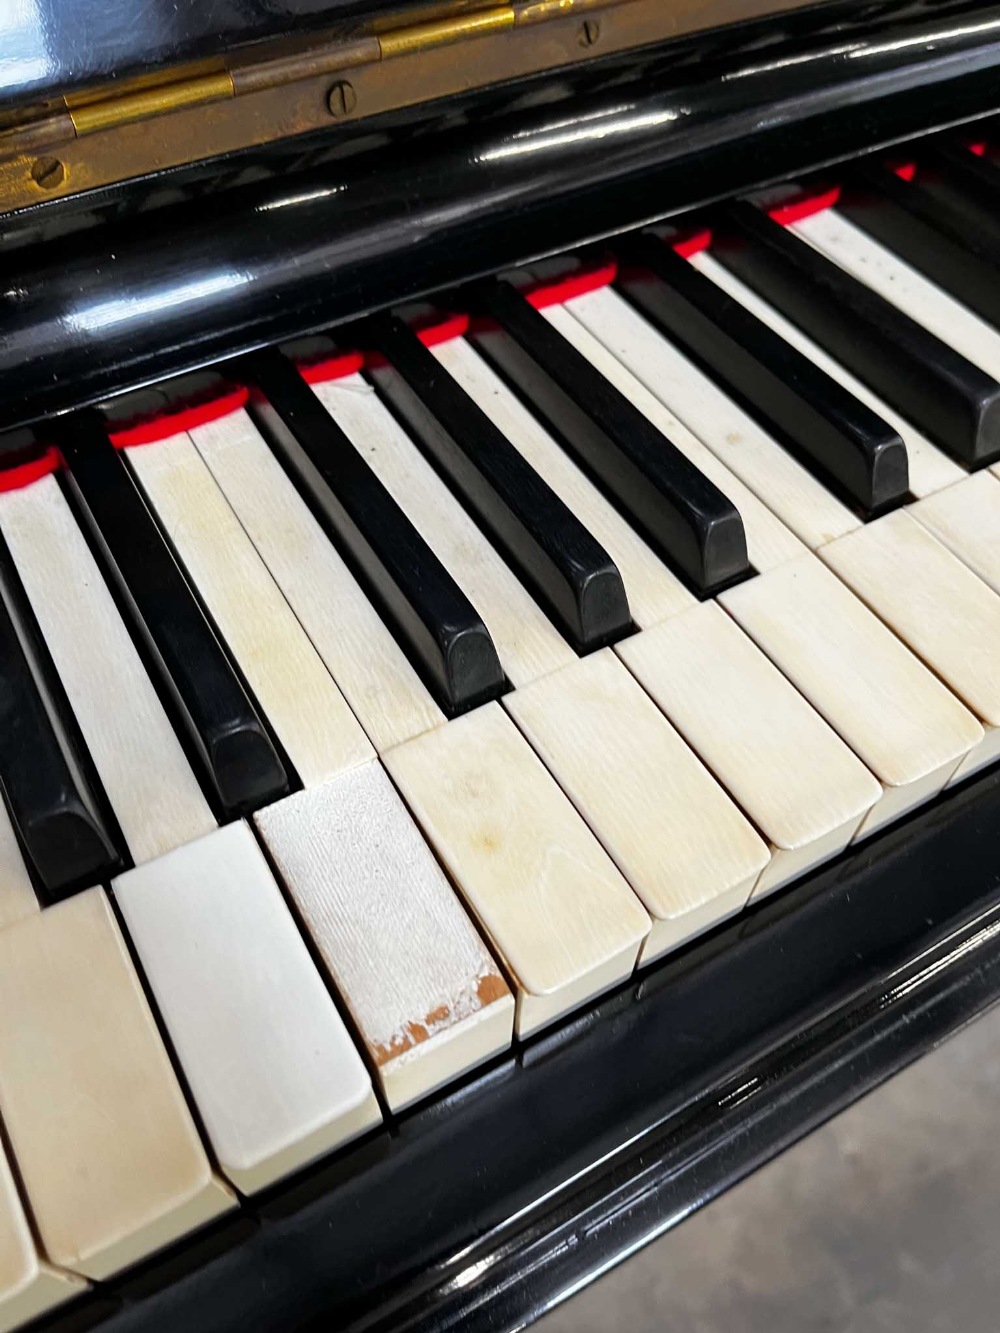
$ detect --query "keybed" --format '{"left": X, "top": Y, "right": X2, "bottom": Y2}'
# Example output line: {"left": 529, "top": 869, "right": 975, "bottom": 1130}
{"left": 3, "top": 133, "right": 1000, "bottom": 1326}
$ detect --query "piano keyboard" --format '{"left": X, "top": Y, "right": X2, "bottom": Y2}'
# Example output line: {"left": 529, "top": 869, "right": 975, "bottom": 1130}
{"left": 4, "top": 130, "right": 1000, "bottom": 1331}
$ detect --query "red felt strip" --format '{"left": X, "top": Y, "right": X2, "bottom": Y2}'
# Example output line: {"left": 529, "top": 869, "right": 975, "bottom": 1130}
{"left": 768, "top": 185, "right": 841, "bottom": 225}
{"left": 298, "top": 350, "right": 366, "bottom": 384}
{"left": 415, "top": 313, "right": 471, "bottom": 346}
{"left": 969, "top": 141, "right": 987, "bottom": 156}
{"left": 672, "top": 229, "right": 713, "bottom": 259}
{"left": 525, "top": 261, "right": 618, "bottom": 309}
{"left": 111, "top": 386, "right": 250, "bottom": 448}
{"left": 0, "top": 447, "right": 61, "bottom": 493}
{"left": 892, "top": 162, "right": 917, "bottom": 181}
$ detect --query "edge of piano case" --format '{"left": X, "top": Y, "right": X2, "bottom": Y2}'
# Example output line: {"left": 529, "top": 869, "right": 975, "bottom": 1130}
{"left": 32, "top": 762, "right": 1000, "bottom": 1333}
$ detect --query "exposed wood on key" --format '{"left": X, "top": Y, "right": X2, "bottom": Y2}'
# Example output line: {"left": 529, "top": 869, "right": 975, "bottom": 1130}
{"left": 189, "top": 410, "right": 445, "bottom": 753}
{"left": 255, "top": 761, "right": 514, "bottom": 1110}
{"left": 504, "top": 649, "right": 770, "bottom": 961}
{"left": 0, "top": 1137, "right": 86, "bottom": 1333}
{"left": 384, "top": 703, "right": 650, "bottom": 1038}
{"left": 125, "top": 433, "right": 374, "bottom": 786}
{"left": 617, "top": 601, "right": 880, "bottom": 897}
{"left": 0, "top": 475, "right": 216, "bottom": 864}
{"left": 721, "top": 554, "right": 982, "bottom": 836}
{"left": 0, "top": 888, "right": 234, "bottom": 1279}
{"left": 821, "top": 510, "right": 1000, "bottom": 784}
{"left": 0, "top": 799, "right": 38, "bottom": 931}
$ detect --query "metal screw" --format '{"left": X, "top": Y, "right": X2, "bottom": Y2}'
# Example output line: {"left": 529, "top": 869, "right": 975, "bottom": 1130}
{"left": 327, "top": 82, "right": 358, "bottom": 118}
{"left": 578, "top": 19, "right": 600, "bottom": 47}
{"left": 30, "top": 157, "right": 66, "bottom": 190}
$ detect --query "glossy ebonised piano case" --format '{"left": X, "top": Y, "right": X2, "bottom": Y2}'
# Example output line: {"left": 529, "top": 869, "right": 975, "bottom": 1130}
{"left": 6, "top": 1, "right": 1000, "bottom": 1330}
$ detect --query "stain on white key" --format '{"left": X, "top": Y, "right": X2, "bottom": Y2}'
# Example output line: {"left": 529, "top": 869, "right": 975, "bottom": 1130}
{"left": 114, "top": 822, "right": 381, "bottom": 1193}
{"left": 504, "top": 649, "right": 769, "bottom": 961}
{"left": 0, "top": 1141, "right": 85, "bottom": 1333}
{"left": 618, "top": 601, "right": 880, "bottom": 897}
{"left": 255, "top": 761, "right": 514, "bottom": 1110}
{"left": 0, "top": 889, "right": 234, "bottom": 1279}
{"left": 384, "top": 702, "right": 650, "bottom": 1038}
{"left": 722, "top": 554, "right": 982, "bottom": 837}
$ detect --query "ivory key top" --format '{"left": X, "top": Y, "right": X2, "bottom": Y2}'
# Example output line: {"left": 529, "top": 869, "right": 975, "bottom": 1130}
{"left": 0, "top": 798, "right": 37, "bottom": 931}
{"left": 384, "top": 703, "right": 651, "bottom": 1037}
{"left": 255, "top": 761, "right": 514, "bottom": 1110}
{"left": 909, "top": 471, "right": 1000, "bottom": 597}
{"left": 0, "top": 889, "right": 234, "bottom": 1280}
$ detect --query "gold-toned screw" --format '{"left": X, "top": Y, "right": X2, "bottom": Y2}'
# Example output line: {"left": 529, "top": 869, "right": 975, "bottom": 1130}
{"left": 578, "top": 19, "right": 600, "bottom": 47}
{"left": 327, "top": 82, "right": 358, "bottom": 118}
{"left": 30, "top": 157, "right": 66, "bottom": 190}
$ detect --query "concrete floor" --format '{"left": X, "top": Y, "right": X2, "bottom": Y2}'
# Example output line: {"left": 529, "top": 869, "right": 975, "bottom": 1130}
{"left": 537, "top": 1001, "right": 1000, "bottom": 1333}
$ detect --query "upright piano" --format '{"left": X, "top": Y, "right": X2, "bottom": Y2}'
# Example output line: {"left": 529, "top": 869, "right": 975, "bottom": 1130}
{"left": 4, "top": 1, "right": 1000, "bottom": 1329}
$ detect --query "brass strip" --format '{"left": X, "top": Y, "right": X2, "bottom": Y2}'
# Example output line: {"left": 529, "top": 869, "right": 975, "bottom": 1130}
{"left": 378, "top": 7, "right": 516, "bottom": 58}
{"left": 68, "top": 71, "right": 235, "bottom": 136}
{"left": 230, "top": 38, "right": 380, "bottom": 95}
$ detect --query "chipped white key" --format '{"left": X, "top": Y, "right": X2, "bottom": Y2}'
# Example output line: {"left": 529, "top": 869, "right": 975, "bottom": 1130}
{"left": 189, "top": 410, "right": 445, "bottom": 753}
{"left": 0, "top": 475, "right": 215, "bottom": 863}
{"left": 721, "top": 554, "right": 982, "bottom": 836}
{"left": 384, "top": 702, "right": 650, "bottom": 1037}
{"left": 821, "top": 510, "right": 1000, "bottom": 783}
{"left": 504, "top": 649, "right": 769, "bottom": 960}
{"left": 314, "top": 376, "right": 575, "bottom": 687}
{"left": 126, "top": 434, "right": 373, "bottom": 787}
{"left": 0, "top": 1141, "right": 85, "bottom": 1333}
{"left": 618, "top": 601, "right": 880, "bottom": 897}
{"left": 433, "top": 338, "right": 695, "bottom": 629}
{"left": 909, "top": 471, "right": 1000, "bottom": 596}
{"left": 693, "top": 251, "right": 964, "bottom": 498}
{"left": 0, "top": 888, "right": 234, "bottom": 1279}
{"left": 567, "top": 285, "right": 860, "bottom": 550}
{"left": 0, "top": 798, "right": 37, "bottom": 931}
{"left": 114, "top": 822, "right": 381, "bottom": 1193}
{"left": 547, "top": 303, "right": 807, "bottom": 571}
{"left": 255, "top": 761, "right": 514, "bottom": 1109}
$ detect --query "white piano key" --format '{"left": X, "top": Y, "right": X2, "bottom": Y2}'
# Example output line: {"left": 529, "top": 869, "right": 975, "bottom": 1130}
{"left": 255, "top": 762, "right": 514, "bottom": 1110}
{"left": 0, "top": 888, "right": 234, "bottom": 1279}
{"left": 693, "top": 250, "right": 965, "bottom": 498}
{"left": 567, "top": 285, "right": 861, "bottom": 550}
{"left": 0, "top": 1140, "right": 86, "bottom": 1333}
{"left": 617, "top": 601, "right": 880, "bottom": 897}
{"left": 383, "top": 702, "right": 651, "bottom": 1038}
{"left": 793, "top": 208, "right": 1000, "bottom": 382}
{"left": 820, "top": 510, "right": 1000, "bottom": 783}
{"left": 0, "top": 475, "right": 216, "bottom": 864}
{"left": 503, "top": 649, "right": 770, "bottom": 962}
{"left": 188, "top": 409, "right": 445, "bottom": 753}
{"left": 0, "top": 798, "right": 37, "bottom": 931}
{"left": 909, "top": 471, "right": 1000, "bottom": 596}
{"left": 114, "top": 821, "right": 381, "bottom": 1194}
{"left": 721, "top": 554, "right": 983, "bottom": 836}
{"left": 313, "top": 375, "right": 575, "bottom": 687}
{"left": 546, "top": 303, "right": 807, "bottom": 572}
{"left": 125, "top": 434, "right": 374, "bottom": 787}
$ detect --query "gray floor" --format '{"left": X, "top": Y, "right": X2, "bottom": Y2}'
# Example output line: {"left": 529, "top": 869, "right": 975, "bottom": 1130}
{"left": 537, "top": 1001, "right": 1000, "bottom": 1333}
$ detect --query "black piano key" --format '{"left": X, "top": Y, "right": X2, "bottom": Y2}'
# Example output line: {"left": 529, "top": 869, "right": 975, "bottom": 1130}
{"left": 466, "top": 278, "right": 749, "bottom": 595}
{"left": 615, "top": 231, "right": 908, "bottom": 513}
{"left": 838, "top": 160, "right": 1000, "bottom": 328}
{"left": 0, "top": 529, "right": 120, "bottom": 897}
{"left": 55, "top": 413, "right": 290, "bottom": 817}
{"left": 239, "top": 347, "right": 505, "bottom": 716}
{"left": 712, "top": 199, "right": 1000, "bottom": 467}
{"left": 361, "top": 313, "right": 632, "bottom": 652}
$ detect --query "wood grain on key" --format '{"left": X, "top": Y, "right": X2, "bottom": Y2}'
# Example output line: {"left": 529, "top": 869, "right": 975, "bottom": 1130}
{"left": 384, "top": 702, "right": 650, "bottom": 1037}
{"left": 314, "top": 376, "right": 575, "bottom": 688}
{"left": 189, "top": 411, "right": 445, "bottom": 753}
{"left": 126, "top": 433, "right": 373, "bottom": 787}
{"left": 721, "top": 554, "right": 982, "bottom": 836}
{"left": 692, "top": 251, "right": 965, "bottom": 499}
{"left": 618, "top": 601, "right": 880, "bottom": 897}
{"left": 0, "top": 800, "right": 37, "bottom": 931}
{"left": 255, "top": 761, "right": 514, "bottom": 1110}
{"left": 567, "top": 286, "right": 860, "bottom": 550}
{"left": 504, "top": 649, "right": 770, "bottom": 962}
{"left": 433, "top": 338, "right": 695, "bottom": 630}
{"left": 0, "top": 1139, "right": 86, "bottom": 1333}
{"left": 0, "top": 889, "right": 233, "bottom": 1279}
{"left": 910, "top": 472, "right": 1000, "bottom": 597}
{"left": 821, "top": 510, "right": 1000, "bottom": 783}
{"left": 114, "top": 822, "right": 381, "bottom": 1193}
{"left": 546, "top": 304, "right": 807, "bottom": 573}
{"left": 0, "top": 475, "right": 216, "bottom": 863}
